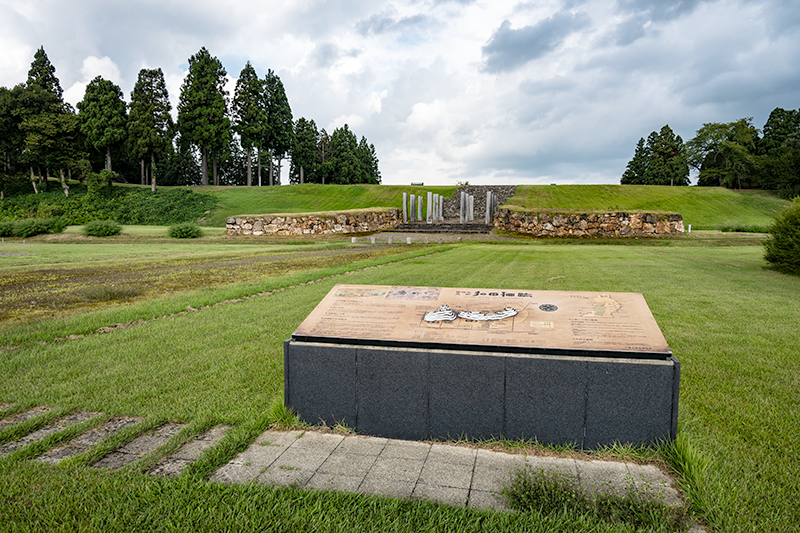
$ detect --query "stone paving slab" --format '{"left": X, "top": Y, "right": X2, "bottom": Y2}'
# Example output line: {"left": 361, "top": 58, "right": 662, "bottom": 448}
{"left": 37, "top": 416, "right": 141, "bottom": 465}
{"left": 150, "top": 425, "right": 232, "bottom": 477}
{"left": 0, "top": 406, "right": 50, "bottom": 432}
{"left": 93, "top": 422, "right": 186, "bottom": 470}
{"left": 0, "top": 411, "right": 98, "bottom": 456}
{"left": 210, "top": 430, "right": 684, "bottom": 513}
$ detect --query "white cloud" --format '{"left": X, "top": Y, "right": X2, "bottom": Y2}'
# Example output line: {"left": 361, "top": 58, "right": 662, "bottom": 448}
{"left": 1, "top": 0, "right": 798, "bottom": 185}
{"left": 63, "top": 56, "right": 123, "bottom": 107}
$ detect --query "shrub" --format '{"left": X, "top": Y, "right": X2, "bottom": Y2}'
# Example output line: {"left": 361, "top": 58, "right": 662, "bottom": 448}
{"left": 764, "top": 197, "right": 800, "bottom": 275}
{"left": 0, "top": 220, "right": 14, "bottom": 237}
{"left": 48, "top": 217, "right": 67, "bottom": 234}
{"left": 12, "top": 218, "right": 52, "bottom": 237}
{"left": 83, "top": 219, "right": 122, "bottom": 237}
{"left": 87, "top": 169, "right": 114, "bottom": 196}
{"left": 168, "top": 222, "right": 202, "bottom": 239}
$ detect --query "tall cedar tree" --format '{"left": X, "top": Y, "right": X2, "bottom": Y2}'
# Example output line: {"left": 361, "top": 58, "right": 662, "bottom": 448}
{"left": 128, "top": 68, "right": 173, "bottom": 191}
{"left": 329, "top": 125, "right": 365, "bottom": 184}
{"left": 21, "top": 47, "right": 73, "bottom": 193}
{"left": 262, "top": 70, "right": 293, "bottom": 186}
{"left": 289, "top": 117, "right": 318, "bottom": 183}
{"left": 232, "top": 62, "right": 264, "bottom": 186}
{"left": 620, "top": 125, "right": 689, "bottom": 186}
{"left": 77, "top": 76, "right": 128, "bottom": 173}
{"left": 27, "top": 46, "right": 63, "bottom": 101}
{"left": 177, "top": 47, "right": 230, "bottom": 186}
{"left": 316, "top": 128, "right": 332, "bottom": 184}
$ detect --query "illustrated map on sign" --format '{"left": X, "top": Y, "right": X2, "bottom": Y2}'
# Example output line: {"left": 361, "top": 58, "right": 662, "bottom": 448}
{"left": 292, "top": 284, "right": 671, "bottom": 355}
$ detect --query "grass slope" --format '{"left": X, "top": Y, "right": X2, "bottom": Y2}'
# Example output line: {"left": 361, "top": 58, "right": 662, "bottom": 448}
{"left": 506, "top": 185, "right": 788, "bottom": 229}
{"left": 196, "top": 184, "right": 457, "bottom": 226}
{"left": 1, "top": 241, "right": 798, "bottom": 532}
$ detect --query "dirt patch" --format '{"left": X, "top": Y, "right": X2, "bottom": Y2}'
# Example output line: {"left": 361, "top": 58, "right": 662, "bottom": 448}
{"left": 0, "top": 246, "right": 412, "bottom": 323}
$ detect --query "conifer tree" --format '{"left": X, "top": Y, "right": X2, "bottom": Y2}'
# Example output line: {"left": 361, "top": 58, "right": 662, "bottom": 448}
{"left": 128, "top": 68, "right": 173, "bottom": 190}
{"left": 232, "top": 62, "right": 264, "bottom": 186}
{"left": 77, "top": 76, "right": 128, "bottom": 172}
{"left": 262, "top": 70, "right": 293, "bottom": 186}
{"left": 177, "top": 47, "right": 230, "bottom": 186}
{"left": 290, "top": 117, "right": 318, "bottom": 184}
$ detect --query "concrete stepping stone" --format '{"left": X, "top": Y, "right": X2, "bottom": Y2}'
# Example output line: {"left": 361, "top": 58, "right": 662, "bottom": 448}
{"left": 212, "top": 430, "right": 304, "bottom": 484}
{"left": 211, "top": 430, "right": 683, "bottom": 514}
{"left": 93, "top": 422, "right": 186, "bottom": 470}
{"left": 150, "top": 425, "right": 232, "bottom": 477}
{"left": 0, "top": 411, "right": 99, "bottom": 456}
{"left": 0, "top": 406, "right": 50, "bottom": 431}
{"left": 37, "top": 417, "right": 141, "bottom": 465}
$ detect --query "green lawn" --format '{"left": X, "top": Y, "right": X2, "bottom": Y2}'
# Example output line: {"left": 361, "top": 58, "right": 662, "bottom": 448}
{"left": 196, "top": 183, "right": 457, "bottom": 226}
{"left": 507, "top": 185, "right": 788, "bottom": 230}
{"left": 1, "top": 239, "right": 798, "bottom": 531}
{"left": 60, "top": 224, "right": 226, "bottom": 237}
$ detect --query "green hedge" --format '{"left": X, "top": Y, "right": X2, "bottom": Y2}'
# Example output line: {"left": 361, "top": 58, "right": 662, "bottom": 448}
{"left": 83, "top": 219, "right": 123, "bottom": 237}
{"left": 0, "top": 187, "right": 217, "bottom": 226}
{"left": 168, "top": 222, "right": 202, "bottom": 239}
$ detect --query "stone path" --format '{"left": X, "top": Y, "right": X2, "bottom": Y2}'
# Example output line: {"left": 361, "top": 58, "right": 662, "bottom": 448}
{"left": 1, "top": 405, "right": 685, "bottom": 515}
{"left": 212, "top": 429, "right": 682, "bottom": 511}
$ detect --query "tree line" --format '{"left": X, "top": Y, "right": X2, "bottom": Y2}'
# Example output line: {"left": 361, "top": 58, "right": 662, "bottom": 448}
{"left": 622, "top": 110, "right": 800, "bottom": 198}
{"left": 0, "top": 47, "right": 381, "bottom": 198}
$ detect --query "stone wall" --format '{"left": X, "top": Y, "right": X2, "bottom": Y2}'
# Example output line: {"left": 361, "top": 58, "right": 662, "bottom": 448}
{"left": 494, "top": 210, "right": 684, "bottom": 237}
{"left": 226, "top": 209, "right": 401, "bottom": 236}
{"left": 443, "top": 185, "right": 517, "bottom": 220}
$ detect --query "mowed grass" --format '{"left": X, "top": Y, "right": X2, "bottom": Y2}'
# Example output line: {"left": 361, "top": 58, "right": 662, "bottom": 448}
{"left": 507, "top": 185, "right": 788, "bottom": 230}
{"left": 195, "top": 183, "right": 457, "bottom": 226}
{"left": 60, "top": 224, "right": 226, "bottom": 236}
{"left": 1, "top": 242, "right": 798, "bottom": 531}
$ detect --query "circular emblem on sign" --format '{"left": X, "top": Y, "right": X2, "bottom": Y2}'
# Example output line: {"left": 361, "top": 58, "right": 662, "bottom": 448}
{"left": 539, "top": 304, "right": 558, "bottom": 312}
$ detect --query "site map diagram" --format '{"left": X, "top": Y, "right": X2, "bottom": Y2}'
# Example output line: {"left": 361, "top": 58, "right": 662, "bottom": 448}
{"left": 293, "top": 284, "right": 671, "bottom": 355}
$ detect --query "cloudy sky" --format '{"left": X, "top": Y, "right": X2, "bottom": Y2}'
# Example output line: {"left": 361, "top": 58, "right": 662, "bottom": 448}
{"left": 1, "top": 0, "right": 798, "bottom": 185}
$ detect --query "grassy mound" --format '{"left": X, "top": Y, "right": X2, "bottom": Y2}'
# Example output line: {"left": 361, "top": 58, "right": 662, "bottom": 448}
{"left": 505, "top": 185, "right": 788, "bottom": 230}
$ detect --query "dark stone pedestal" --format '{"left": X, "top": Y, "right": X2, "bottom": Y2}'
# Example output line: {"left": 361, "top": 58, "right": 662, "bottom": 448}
{"left": 284, "top": 340, "right": 679, "bottom": 449}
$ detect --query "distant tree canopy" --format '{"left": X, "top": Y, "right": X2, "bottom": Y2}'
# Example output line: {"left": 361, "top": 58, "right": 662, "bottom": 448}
{"left": 289, "top": 122, "right": 380, "bottom": 185}
{"left": 623, "top": 110, "right": 800, "bottom": 198}
{"left": 1, "top": 46, "right": 382, "bottom": 197}
{"left": 621, "top": 125, "right": 689, "bottom": 186}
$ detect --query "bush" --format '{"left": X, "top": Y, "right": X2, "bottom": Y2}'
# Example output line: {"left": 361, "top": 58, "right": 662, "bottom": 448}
{"left": 12, "top": 218, "right": 53, "bottom": 237}
{"left": 87, "top": 169, "right": 114, "bottom": 196}
{"left": 168, "top": 222, "right": 202, "bottom": 239}
{"left": 83, "top": 219, "right": 122, "bottom": 237}
{"left": 764, "top": 197, "right": 800, "bottom": 275}
{"left": 0, "top": 220, "right": 14, "bottom": 237}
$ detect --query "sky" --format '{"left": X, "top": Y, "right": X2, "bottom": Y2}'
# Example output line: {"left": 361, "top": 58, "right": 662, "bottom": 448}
{"left": 1, "top": 0, "right": 798, "bottom": 185}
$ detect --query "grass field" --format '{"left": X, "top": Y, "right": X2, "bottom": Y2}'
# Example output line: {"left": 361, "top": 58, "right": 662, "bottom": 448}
{"left": 175, "top": 183, "right": 791, "bottom": 230}
{"left": 506, "top": 185, "right": 788, "bottom": 230}
{"left": 1, "top": 232, "right": 798, "bottom": 532}
{"left": 195, "top": 183, "right": 457, "bottom": 226}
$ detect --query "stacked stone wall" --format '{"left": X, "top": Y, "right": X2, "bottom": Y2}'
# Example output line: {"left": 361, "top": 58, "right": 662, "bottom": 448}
{"left": 494, "top": 210, "right": 684, "bottom": 237}
{"left": 226, "top": 209, "right": 401, "bottom": 236}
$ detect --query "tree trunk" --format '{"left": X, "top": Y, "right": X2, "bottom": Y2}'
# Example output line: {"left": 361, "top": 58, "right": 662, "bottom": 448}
{"left": 106, "top": 146, "right": 112, "bottom": 172}
{"left": 201, "top": 149, "right": 208, "bottom": 185}
{"left": 60, "top": 169, "right": 69, "bottom": 197}
{"left": 246, "top": 148, "right": 252, "bottom": 187}
{"left": 257, "top": 148, "right": 262, "bottom": 186}
{"left": 213, "top": 152, "right": 219, "bottom": 186}
{"left": 300, "top": 166, "right": 304, "bottom": 184}
{"left": 30, "top": 167, "right": 39, "bottom": 194}
{"left": 269, "top": 150, "right": 274, "bottom": 186}
{"left": 151, "top": 152, "right": 156, "bottom": 193}
{"left": 277, "top": 157, "right": 281, "bottom": 186}
{"left": 141, "top": 159, "right": 146, "bottom": 185}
